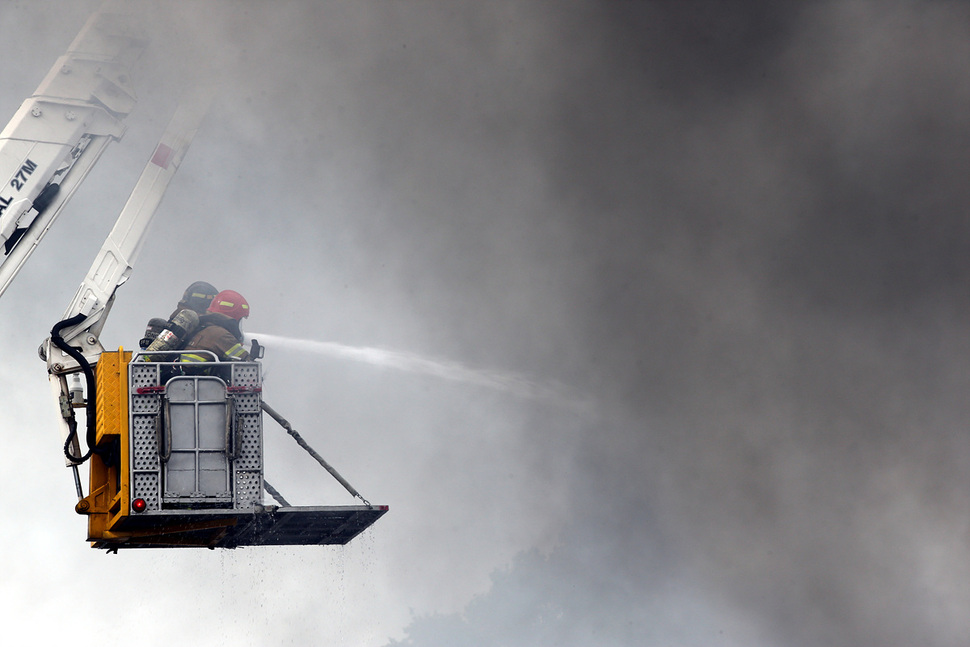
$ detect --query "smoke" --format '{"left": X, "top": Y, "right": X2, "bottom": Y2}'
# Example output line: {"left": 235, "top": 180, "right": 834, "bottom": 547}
{"left": 4, "top": 1, "right": 970, "bottom": 645}
{"left": 250, "top": 331, "right": 588, "bottom": 411}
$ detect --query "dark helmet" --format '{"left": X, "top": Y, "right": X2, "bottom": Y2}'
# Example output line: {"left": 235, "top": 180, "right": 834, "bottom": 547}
{"left": 178, "top": 281, "right": 219, "bottom": 314}
{"left": 207, "top": 289, "right": 250, "bottom": 320}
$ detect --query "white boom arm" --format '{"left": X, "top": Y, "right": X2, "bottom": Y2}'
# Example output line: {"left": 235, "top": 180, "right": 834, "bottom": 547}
{"left": 0, "top": 9, "right": 146, "bottom": 298}
{"left": 43, "top": 90, "right": 211, "bottom": 376}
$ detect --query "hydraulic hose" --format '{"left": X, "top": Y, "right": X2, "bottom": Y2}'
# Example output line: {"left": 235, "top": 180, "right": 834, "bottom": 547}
{"left": 50, "top": 314, "right": 98, "bottom": 464}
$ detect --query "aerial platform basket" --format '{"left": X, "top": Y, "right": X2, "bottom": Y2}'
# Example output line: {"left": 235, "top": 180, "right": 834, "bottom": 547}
{"left": 78, "top": 349, "right": 387, "bottom": 551}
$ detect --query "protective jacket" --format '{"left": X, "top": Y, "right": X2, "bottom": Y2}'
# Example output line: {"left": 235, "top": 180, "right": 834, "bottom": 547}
{"left": 181, "top": 313, "right": 250, "bottom": 362}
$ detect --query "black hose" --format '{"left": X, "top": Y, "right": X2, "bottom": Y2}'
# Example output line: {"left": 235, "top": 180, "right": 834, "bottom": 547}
{"left": 50, "top": 314, "right": 98, "bottom": 464}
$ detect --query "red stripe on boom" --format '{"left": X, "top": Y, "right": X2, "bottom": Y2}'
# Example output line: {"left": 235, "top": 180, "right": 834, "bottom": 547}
{"left": 150, "top": 143, "right": 174, "bottom": 169}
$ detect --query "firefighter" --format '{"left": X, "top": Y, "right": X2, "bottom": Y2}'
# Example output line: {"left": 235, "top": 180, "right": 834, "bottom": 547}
{"left": 167, "top": 281, "right": 219, "bottom": 319}
{"left": 139, "top": 281, "right": 219, "bottom": 349}
{"left": 180, "top": 289, "right": 251, "bottom": 362}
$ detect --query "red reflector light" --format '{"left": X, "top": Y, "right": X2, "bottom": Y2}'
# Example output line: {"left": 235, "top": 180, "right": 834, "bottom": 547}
{"left": 132, "top": 498, "right": 147, "bottom": 513}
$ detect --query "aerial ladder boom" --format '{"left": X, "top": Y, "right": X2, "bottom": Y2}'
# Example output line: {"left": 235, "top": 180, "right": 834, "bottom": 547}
{"left": 0, "top": 9, "right": 145, "bottom": 299}
{"left": 42, "top": 90, "right": 212, "bottom": 378}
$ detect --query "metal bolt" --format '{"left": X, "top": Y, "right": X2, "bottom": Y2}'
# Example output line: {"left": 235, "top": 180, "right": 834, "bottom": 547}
{"left": 86, "top": 335, "right": 97, "bottom": 345}
{"left": 75, "top": 499, "right": 90, "bottom": 514}
{"left": 52, "top": 363, "right": 63, "bottom": 372}
{"left": 31, "top": 107, "right": 42, "bottom": 117}
{"left": 65, "top": 110, "right": 77, "bottom": 121}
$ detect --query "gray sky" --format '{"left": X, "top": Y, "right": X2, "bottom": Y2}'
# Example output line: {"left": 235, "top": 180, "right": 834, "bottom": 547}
{"left": 2, "top": 1, "right": 970, "bottom": 645}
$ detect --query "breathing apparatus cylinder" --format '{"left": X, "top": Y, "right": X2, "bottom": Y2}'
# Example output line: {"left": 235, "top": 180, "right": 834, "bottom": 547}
{"left": 145, "top": 309, "right": 200, "bottom": 353}
{"left": 139, "top": 317, "right": 170, "bottom": 349}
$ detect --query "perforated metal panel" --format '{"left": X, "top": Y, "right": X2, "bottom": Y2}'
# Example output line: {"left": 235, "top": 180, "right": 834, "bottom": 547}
{"left": 233, "top": 392, "right": 260, "bottom": 413}
{"left": 234, "top": 471, "right": 262, "bottom": 508}
{"left": 131, "top": 415, "right": 159, "bottom": 471}
{"left": 233, "top": 414, "right": 261, "bottom": 471}
{"left": 231, "top": 363, "right": 260, "bottom": 387}
{"left": 133, "top": 473, "right": 159, "bottom": 511}
{"left": 130, "top": 364, "right": 160, "bottom": 413}
{"left": 130, "top": 363, "right": 162, "bottom": 512}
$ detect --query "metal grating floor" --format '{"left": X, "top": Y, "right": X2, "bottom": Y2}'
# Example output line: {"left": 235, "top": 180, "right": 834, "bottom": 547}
{"left": 96, "top": 505, "right": 388, "bottom": 550}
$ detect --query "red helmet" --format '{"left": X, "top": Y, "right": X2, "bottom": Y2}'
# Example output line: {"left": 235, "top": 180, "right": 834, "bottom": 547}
{"left": 207, "top": 290, "right": 250, "bottom": 320}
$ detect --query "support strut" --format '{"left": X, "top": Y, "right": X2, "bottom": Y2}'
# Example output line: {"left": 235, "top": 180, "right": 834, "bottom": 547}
{"left": 263, "top": 479, "right": 291, "bottom": 507}
{"left": 261, "top": 401, "right": 371, "bottom": 505}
